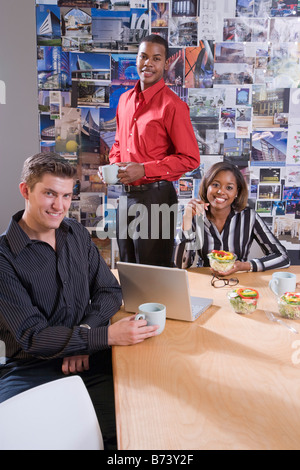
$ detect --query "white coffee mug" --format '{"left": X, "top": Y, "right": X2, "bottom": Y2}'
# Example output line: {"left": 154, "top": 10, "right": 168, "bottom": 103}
{"left": 101, "top": 164, "right": 119, "bottom": 184}
{"left": 135, "top": 303, "right": 166, "bottom": 335}
{"left": 269, "top": 272, "right": 296, "bottom": 297}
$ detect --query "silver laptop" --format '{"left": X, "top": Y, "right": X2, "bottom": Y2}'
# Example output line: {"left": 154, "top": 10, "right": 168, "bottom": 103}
{"left": 117, "top": 262, "right": 213, "bottom": 322}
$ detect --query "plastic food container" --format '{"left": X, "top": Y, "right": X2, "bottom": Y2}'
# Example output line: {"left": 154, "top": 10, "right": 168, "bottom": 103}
{"left": 228, "top": 288, "right": 259, "bottom": 314}
{"left": 278, "top": 292, "right": 300, "bottom": 319}
{"left": 208, "top": 250, "right": 237, "bottom": 273}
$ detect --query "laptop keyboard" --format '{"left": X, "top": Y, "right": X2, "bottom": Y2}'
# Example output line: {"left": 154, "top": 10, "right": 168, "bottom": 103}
{"left": 191, "top": 304, "right": 203, "bottom": 319}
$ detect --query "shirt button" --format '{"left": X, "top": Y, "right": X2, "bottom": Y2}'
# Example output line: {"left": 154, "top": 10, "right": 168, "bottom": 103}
{"left": 134, "top": 118, "right": 137, "bottom": 121}
{"left": 127, "top": 148, "right": 129, "bottom": 152}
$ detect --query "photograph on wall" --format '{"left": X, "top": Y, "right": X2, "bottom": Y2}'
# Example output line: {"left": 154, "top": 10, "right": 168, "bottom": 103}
{"left": 80, "top": 106, "right": 100, "bottom": 156}
{"left": 60, "top": 7, "right": 92, "bottom": 41}
{"left": 283, "top": 186, "right": 300, "bottom": 200}
{"left": 289, "top": 88, "right": 300, "bottom": 125}
{"left": 55, "top": 106, "right": 81, "bottom": 156}
{"left": 269, "top": 17, "right": 300, "bottom": 43}
{"left": 39, "top": 90, "right": 71, "bottom": 114}
{"left": 100, "top": 107, "right": 117, "bottom": 163}
{"left": 192, "top": 127, "right": 224, "bottom": 155}
{"left": 287, "top": 200, "right": 300, "bottom": 216}
{"left": 80, "top": 192, "right": 105, "bottom": 231}
{"left": 70, "top": 52, "right": 111, "bottom": 85}
{"left": 150, "top": 2, "right": 169, "bottom": 28}
{"left": 40, "top": 114, "right": 55, "bottom": 141}
{"left": 258, "top": 184, "right": 281, "bottom": 200}
{"left": 252, "top": 85, "right": 290, "bottom": 129}
{"left": 266, "top": 43, "right": 300, "bottom": 88}
{"left": 184, "top": 41, "right": 214, "bottom": 88}
{"left": 223, "top": 133, "right": 251, "bottom": 165}
{"left": 179, "top": 177, "right": 193, "bottom": 198}
{"left": 111, "top": 53, "right": 138, "bottom": 85}
{"left": 256, "top": 200, "right": 272, "bottom": 215}
{"left": 273, "top": 215, "right": 300, "bottom": 248}
{"left": 198, "top": 0, "right": 219, "bottom": 40}
{"left": 259, "top": 167, "right": 281, "bottom": 183}
{"left": 49, "top": 90, "right": 61, "bottom": 119}
{"left": 271, "top": 201, "right": 286, "bottom": 216}
{"left": 169, "top": 17, "right": 198, "bottom": 47}
{"left": 92, "top": 7, "right": 150, "bottom": 53}
{"left": 236, "top": 0, "right": 255, "bottom": 16}
{"left": 270, "top": 0, "right": 299, "bottom": 16}
{"left": 172, "top": 0, "right": 198, "bottom": 16}
{"left": 214, "top": 62, "right": 253, "bottom": 86}
{"left": 223, "top": 17, "right": 268, "bottom": 42}
{"left": 219, "top": 107, "right": 236, "bottom": 132}
{"left": 36, "top": 4, "right": 62, "bottom": 46}
{"left": 37, "top": 46, "right": 71, "bottom": 90}
{"left": 165, "top": 48, "right": 184, "bottom": 86}
{"left": 72, "top": 81, "right": 110, "bottom": 107}
{"left": 251, "top": 130, "right": 288, "bottom": 166}
{"left": 286, "top": 124, "right": 300, "bottom": 165}
{"left": 188, "top": 88, "right": 225, "bottom": 120}
{"left": 286, "top": 165, "right": 300, "bottom": 185}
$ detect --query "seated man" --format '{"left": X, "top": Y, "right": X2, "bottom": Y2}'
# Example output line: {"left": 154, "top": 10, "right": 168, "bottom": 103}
{"left": 0, "top": 152, "right": 159, "bottom": 449}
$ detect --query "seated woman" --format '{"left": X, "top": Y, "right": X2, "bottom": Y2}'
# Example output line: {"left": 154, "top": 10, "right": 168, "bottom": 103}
{"left": 175, "top": 161, "right": 290, "bottom": 275}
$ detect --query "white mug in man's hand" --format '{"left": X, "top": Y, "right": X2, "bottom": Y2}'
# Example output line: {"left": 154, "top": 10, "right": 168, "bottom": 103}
{"left": 99, "top": 164, "right": 119, "bottom": 184}
{"left": 135, "top": 303, "right": 166, "bottom": 335}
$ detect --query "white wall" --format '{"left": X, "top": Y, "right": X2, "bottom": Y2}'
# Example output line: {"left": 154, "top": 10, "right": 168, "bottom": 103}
{"left": 0, "top": 0, "right": 39, "bottom": 233}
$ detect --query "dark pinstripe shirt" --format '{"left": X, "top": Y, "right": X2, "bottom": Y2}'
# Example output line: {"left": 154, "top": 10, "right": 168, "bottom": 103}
{"left": 175, "top": 207, "right": 290, "bottom": 271}
{"left": 0, "top": 211, "right": 122, "bottom": 363}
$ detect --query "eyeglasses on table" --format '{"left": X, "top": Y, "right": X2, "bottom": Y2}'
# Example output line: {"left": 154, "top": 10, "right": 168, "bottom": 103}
{"left": 211, "top": 275, "right": 239, "bottom": 288}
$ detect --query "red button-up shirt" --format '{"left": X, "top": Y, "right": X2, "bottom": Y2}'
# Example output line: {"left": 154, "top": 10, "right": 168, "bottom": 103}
{"left": 109, "top": 78, "right": 200, "bottom": 185}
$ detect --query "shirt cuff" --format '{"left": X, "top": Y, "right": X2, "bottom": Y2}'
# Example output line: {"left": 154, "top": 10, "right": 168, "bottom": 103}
{"left": 88, "top": 325, "right": 109, "bottom": 351}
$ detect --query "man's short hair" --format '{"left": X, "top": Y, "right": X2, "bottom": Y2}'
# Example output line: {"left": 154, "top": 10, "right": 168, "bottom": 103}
{"left": 21, "top": 152, "right": 76, "bottom": 190}
{"left": 139, "top": 34, "right": 169, "bottom": 60}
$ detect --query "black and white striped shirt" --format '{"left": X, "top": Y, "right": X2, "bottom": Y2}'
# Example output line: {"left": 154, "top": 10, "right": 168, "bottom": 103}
{"left": 0, "top": 211, "right": 122, "bottom": 363}
{"left": 175, "top": 207, "right": 290, "bottom": 271}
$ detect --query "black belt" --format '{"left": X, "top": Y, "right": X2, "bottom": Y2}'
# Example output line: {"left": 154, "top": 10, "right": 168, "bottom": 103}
{"left": 123, "top": 180, "right": 171, "bottom": 193}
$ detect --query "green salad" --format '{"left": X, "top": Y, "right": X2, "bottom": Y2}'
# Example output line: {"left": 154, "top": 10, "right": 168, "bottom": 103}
{"left": 228, "top": 288, "right": 259, "bottom": 314}
{"left": 278, "top": 292, "right": 300, "bottom": 319}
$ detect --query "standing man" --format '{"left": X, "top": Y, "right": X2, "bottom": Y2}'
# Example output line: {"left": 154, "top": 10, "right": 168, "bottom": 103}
{"left": 0, "top": 152, "right": 159, "bottom": 449}
{"left": 108, "top": 34, "right": 200, "bottom": 266}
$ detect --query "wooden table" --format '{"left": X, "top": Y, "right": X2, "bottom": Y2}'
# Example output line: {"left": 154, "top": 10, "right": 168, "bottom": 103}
{"left": 112, "top": 267, "right": 300, "bottom": 450}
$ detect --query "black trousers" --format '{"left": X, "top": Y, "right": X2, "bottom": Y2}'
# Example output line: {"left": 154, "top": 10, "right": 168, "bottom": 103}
{"left": 0, "top": 349, "right": 117, "bottom": 450}
{"left": 116, "top": 181, "right": 178, "bottom": 266}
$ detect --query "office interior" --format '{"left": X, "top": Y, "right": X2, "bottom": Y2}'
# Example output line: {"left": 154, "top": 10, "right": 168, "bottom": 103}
{"left": 1, "top": 0, "right": 300, "bottom": 452}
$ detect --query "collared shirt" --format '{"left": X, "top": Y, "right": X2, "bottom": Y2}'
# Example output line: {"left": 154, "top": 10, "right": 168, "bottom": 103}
{"left": 175, "top": 207, "right": 290, "bottom": 272}
{"left": 109, "top": 78, "right": 200, "bottom": 185}
{"left": 0, "top": 211, "right": 122, "bottom": 363}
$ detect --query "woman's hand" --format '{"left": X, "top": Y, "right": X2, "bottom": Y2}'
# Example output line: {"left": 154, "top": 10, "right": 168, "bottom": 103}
{"left": 211, "top": 260, "right": 252, "bottom": 277}
{"left": 182, "top": 198, "right": 209, "bottom": 231}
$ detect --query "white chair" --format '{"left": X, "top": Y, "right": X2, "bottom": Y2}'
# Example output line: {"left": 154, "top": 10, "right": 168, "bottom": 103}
{"left": 0, "top": 376, "right": 104, "bottom": 450}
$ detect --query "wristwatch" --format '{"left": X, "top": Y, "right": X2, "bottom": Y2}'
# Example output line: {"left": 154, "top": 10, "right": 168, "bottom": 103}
{"left": 79, "top": 324, "right": 91, "bottom": 329}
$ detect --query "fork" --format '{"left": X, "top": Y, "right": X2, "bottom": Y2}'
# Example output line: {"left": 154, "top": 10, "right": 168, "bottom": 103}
{"left": 265, "top": 311, "right": 298, "bottom": 334}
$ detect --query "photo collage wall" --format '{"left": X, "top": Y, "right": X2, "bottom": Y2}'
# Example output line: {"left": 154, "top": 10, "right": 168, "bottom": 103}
{"left": 36, "top": 0, "right": 300, "bottom": 266}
